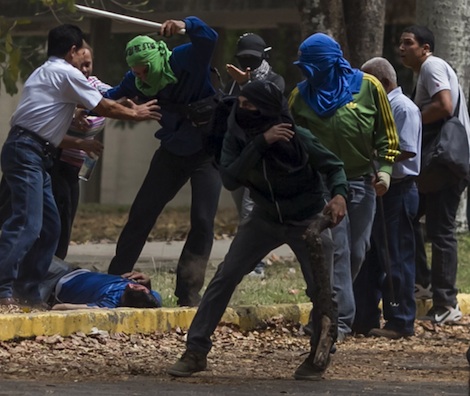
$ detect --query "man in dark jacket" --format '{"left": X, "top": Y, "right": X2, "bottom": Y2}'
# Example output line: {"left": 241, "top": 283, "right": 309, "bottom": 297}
{"left": 105, "top": 17, "right": 222, "bottom": 307}
{"left": 168, "top": 81, "right": 348, "bottom": 381}
{"left": 225, "top": 33, "right": 286, "bottom": 278}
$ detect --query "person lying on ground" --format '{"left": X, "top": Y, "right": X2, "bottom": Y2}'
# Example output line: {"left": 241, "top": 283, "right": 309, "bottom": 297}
{"left": 38, "top": 256, "right": 162, "bottom": 310}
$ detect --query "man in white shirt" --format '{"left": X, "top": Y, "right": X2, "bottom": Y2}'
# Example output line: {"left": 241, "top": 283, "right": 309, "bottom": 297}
{"left": 0, "top": 24, "right": 161, "bottom": 309}
{"left": 399, "top": 25, "right": 470, "bottom": 324}
{"left": 353, "top": 57, "right": 422, "bottom": 339}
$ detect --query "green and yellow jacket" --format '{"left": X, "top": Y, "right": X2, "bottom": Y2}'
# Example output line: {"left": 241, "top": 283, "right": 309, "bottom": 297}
{"left": 288, "top": 73, "right": 400, "bottom": 179}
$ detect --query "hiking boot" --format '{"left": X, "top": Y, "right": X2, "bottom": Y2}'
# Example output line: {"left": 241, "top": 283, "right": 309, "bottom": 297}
{"left": 294, "top": 352, "right": 328, "bottom": 381}
{"left": 414, "top": 284, "right": 432, "bottom": 300}
{"left": 0, "top": 297, "right": 19, "bottom": 306}
{"left": 419, "top": 304, "right": 462, "bottom": 324}
{"left": 167, "top": 349, "right": 207, "bottom": 377}
{"left": 368, "top": 328, "right": 413, "bottom": 340}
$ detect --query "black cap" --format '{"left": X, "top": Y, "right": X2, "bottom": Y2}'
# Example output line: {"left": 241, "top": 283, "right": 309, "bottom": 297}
{"left": 236, "top": 33, "right": 272, "bottom": 58}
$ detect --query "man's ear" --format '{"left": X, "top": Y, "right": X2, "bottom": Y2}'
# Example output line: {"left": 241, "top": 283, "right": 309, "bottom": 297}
{"left": 422, "top": 43, "right": 431, "bottom": 55}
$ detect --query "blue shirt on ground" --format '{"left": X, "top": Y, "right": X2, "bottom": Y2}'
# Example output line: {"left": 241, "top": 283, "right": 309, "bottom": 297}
{"left": 57, "top": 271, "right": 162, "bottom": 308}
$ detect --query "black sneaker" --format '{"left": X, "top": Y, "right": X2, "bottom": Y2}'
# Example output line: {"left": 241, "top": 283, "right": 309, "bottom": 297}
{"left": 294, "top": 353, "right": 328, "bottom": 381}
{"left": 167, "top": 349, "right": 207, "bottom": 377}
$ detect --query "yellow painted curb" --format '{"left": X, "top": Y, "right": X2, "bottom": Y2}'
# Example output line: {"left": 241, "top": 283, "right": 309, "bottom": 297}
{"left": 0, "top": 295, "right": 468, "bottom": 341}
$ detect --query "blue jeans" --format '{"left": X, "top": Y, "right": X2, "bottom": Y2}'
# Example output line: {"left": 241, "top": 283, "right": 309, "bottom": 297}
{"left": 353, "top": 179, "right": 419, "bottom": 335}
{"left": 332, "top": 177, "right": 376, "bottom": 335}
{"left": 0, "top": 128, "right": 60, "bottom": 302}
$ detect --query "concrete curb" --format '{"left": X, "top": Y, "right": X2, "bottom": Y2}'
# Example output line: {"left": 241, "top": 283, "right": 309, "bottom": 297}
{"left": 0, "top": 296, "right": 469, "bottom": 341}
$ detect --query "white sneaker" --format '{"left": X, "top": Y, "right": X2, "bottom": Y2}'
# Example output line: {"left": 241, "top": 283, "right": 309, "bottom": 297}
{"left": 419, "top": 304, "right": 462, "bottom": 324}
{"left": 248, "top": 262, "right": 265, "bottom": 279}
{"left": 414, "top": 284, "right": 433, "bottom": 300}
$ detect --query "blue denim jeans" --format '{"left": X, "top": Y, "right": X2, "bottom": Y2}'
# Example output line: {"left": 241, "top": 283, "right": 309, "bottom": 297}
{"left": 332, "top": 177, "right": 376, "bottom": 335}
{"left": 353, "top": 179, "right": 419, "bottom": 335}
{"left": 0, "top": 129, "right": 60, "bottom": 301}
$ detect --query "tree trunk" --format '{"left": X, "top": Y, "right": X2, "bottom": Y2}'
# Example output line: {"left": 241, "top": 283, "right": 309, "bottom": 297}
{"left": 343, "top": 0, "right": 386, "bottom": 68}
{"left": 417, "top": 0, "right": 470, "bottom": 232}
{"left": 295, "top": 0, "right": 349, "bottom": 57}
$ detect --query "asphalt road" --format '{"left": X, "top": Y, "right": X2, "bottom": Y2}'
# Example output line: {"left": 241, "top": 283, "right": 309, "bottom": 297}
{"left": 1, "top": 377, "right": 467, "bottom": 395}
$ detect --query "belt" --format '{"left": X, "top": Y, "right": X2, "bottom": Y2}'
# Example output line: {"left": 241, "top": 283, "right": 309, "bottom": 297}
{"left": 391, "top": 175, "right": 416, "bottom": 185}
{"left": 10, "top": 125, "right": 58, "bottom": 157}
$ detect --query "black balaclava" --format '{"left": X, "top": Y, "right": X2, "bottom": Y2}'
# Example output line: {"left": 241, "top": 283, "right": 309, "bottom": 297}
{"left": 237, "top": 81, "right": 306, "bottom": 171}
{"left": 236, "top": 80, "right": 283, "bottom": 136}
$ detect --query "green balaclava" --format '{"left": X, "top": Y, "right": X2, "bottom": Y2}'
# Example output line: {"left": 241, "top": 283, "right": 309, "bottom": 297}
{"left": 125, "top": 35, "right": 177, "bottom": 96}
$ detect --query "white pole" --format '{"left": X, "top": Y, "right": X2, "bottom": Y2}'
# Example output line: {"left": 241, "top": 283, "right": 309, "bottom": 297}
{"left": 75, "top": 4, "right": 186, "bottom": 34}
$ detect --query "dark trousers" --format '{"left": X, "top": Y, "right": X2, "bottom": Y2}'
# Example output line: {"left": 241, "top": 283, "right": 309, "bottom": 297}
{"left": 186, "top": 211, "right": 335, "bottom": 355}
{"left": 415, "top": 179, "right": 467, "bottom": 307}
{"left": 50, "top": 160, "right": 80, "bottom": 260}
{"left": 107, "top": 146, "right": 222, "bottom": 306}
{"left": 353, "top": 179, "right": 419, "bottom": 335}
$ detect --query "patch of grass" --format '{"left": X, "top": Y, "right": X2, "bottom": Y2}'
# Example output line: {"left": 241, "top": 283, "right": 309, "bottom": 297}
{"left": 149, "top": 257, "right": 310, "bottom": 308}
{"left": 74, "top": 204, "right": 470, "bottom": 304}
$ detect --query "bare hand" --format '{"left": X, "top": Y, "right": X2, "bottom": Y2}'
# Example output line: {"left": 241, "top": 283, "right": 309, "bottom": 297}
{"left": 160, "top": 19, "right": 186, "bottom": 37}
{"left": 116, "top": 97, "right": 136, "bottom": 109}
{"left": 226, "top": 64, "right": 250, "bottom": 85}
{"left": 80, "top": 138, "right": 104, "bottom": 157}
{"left": 122, "top": 271, "right": 151, "bottom": 288}
{"left": 133, "top": 99, "right": 162, "bottom": 121}
{"left": 323, "top": 194, "right": 347, "bottom": 226}
{"left": 72, "top": 109, "right": 90, "bottom": 131}
{"left": 263, "top": 123, "right": 294, "bottom": 144}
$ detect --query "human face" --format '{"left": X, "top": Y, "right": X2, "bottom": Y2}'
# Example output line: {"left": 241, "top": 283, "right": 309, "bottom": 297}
{"left": 398, "top": 32, "right": 429, "bottom": 72}
{"left": 131, "top": 64, "right": 149, "bottom": 81}
{"left": 238, "top": 95, "right": 258, "bottom": 111}
{"left": 68, "top": 41, "right": 88, "bottom": 70}
{"left": 79, "top": 49, "right": 93, "bottom": 78}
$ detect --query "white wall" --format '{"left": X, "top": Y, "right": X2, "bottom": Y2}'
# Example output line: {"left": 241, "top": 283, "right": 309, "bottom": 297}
{"left": 0, "top": 90, "right": 234, "bottom": 208}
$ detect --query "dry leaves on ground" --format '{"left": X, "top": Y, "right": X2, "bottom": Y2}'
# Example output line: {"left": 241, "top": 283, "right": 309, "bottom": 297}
{"left": 0, "top": 315, "right": 468, "bottom": 384}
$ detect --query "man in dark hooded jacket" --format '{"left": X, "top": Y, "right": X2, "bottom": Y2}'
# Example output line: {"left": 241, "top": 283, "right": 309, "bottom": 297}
{"left": 168, "top": 80, "right": 348, "bottom": 381}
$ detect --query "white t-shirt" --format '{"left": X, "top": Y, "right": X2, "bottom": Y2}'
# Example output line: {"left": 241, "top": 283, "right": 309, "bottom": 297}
{"left": 415, "top": 55, "right": 470, "bottom": 157}
{"left": 10, "top": 57, "right": 103, "bottom": 147}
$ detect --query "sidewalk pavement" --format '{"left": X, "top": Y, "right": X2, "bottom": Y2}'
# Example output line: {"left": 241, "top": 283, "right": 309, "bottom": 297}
{"left": 0, "top": 240, "right": 469, "bottom": 341}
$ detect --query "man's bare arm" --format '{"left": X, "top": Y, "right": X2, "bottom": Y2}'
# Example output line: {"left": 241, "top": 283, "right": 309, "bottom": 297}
{"left": 92, "top": 98, "right": 162, "bottom": 122}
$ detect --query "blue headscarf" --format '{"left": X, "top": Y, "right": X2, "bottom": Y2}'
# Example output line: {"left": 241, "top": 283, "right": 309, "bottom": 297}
{"left": 294, "top": 33, "right": 363, "bottom": 118}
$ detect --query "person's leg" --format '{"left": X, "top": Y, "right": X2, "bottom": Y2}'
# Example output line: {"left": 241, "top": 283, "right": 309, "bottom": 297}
{"left": 425, "top": 180, "right": 467, "bottom": 312}
{"left": 175, "top": 154, "right": 222, "bottom": 306}
{"left": 379, "top": 181, "right": 418, "bottom": 335}
{"left": 108, "top": 148, "right": 189, "bottom": 275}
{"left": 352, "top": 241, "right": 382, "bottom": 335}
{"left": 168, "top": 215, "right": 283, "bottom": 377}
{"left": 333, "top": 177, "right": 376, "bottom": 337}
{"left": 38, "top": 256, "right": 75, "bottom": 303}
{"left": 15, "top": 169, "right": 60, "bottom": 303}
{"left": 0, "top": 174, "right": 12, "bottom": 227}
{"left": 50, "top": 160, "right": 79, "bottom": 260}
{"left": 414, "top": 193, "right": 432, "bottom": 295}
{"left": 0, "top": 134, "right": 58, "bottom": 302}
